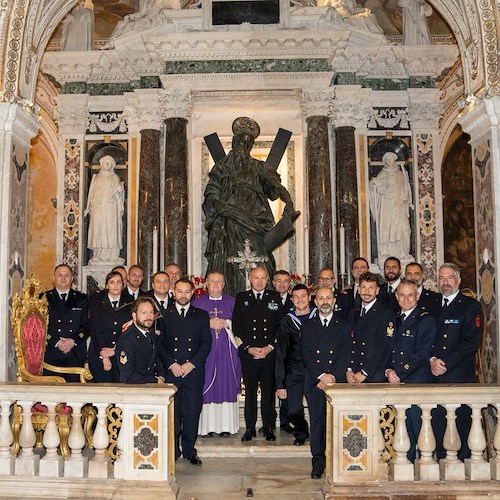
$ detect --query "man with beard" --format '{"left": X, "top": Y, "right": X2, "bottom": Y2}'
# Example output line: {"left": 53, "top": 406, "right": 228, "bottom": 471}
{"left": 347, "top": 272, "right": 396, "bottom": 383}
{"left": 300, "top": 287, "right": 351, "bottom": 479}
{"left": 276, "top": 284, "right": 314, "bottom": 446}
{"left": 338, "top": 257, "right": 369, "bottom": 318}
{"left": 377, "top": 256, "right": 402, "bottom": 313}
{"left": 203, "top": 117, "right": 299, "bottom": 296}
{"left": 116, "top": 297, "right": 166, "bottom": 384}
{"left": 162, "top": 278, "right": 212, "bottom": 465}
{"left": 127, "top": 264, "right": 146, "bottom": 300}
{"left": 404, "top": 261, "right": 441, "bottom": 317}
{"left": 431, "top": 263, "right": 482, "bottom": 460}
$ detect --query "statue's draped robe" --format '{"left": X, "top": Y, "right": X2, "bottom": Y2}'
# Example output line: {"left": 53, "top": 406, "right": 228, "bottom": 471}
{"left": 203, "top": 151, "right": 281, "bottom": 295}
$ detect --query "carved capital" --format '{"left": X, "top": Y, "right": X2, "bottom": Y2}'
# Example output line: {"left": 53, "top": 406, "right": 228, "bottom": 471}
{"left": 460, "top": 96, "right": 500, "bottom": 144}
{"left": 123, "top": 90, "right": 163, "bottom": 132}
{"left": 329, "top": 87, "right": 371, "bottom": 128}
{"left": 407, "top": 89, "right": 441, "bottom": 130}
{"left": 300, "top": 89, "right": 335, "bottom": 118}
{"left": 0, "top": 103, "right": 39, "bottom": 145}
{"left": 55, "top": 94, "right": 89, "bottom": 134}
{"left": 159, "top": 90, "right": 193, "bottom": 119}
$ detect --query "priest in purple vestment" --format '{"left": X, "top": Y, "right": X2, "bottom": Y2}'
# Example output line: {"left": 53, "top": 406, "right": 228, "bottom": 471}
{"left": 194, "top": 271, "right": 241, "bottom": 436}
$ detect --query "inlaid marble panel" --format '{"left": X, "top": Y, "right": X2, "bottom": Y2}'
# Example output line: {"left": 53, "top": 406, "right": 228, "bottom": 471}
{"left": 133, "top": 412, "right": 160, "bottom": 470}
{"left": 341, "top": 413, "right": 369, "bottom": 473}
{"left": 473, "top": 139, "right": 497, "bottom": 382}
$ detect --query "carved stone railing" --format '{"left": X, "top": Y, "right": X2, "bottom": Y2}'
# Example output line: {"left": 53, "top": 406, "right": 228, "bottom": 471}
{"left": 324, "top": 384, "right": 500, "bottom": 490}
{"left": 0, "top": 383, "right": 178, "bottom": 499}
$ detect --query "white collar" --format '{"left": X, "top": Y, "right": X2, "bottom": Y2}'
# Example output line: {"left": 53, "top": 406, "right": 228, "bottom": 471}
{"left": 443, "top": 290, "right": 460, "bottom": 305}
{"left": 175, "top": 303, "right": 190, "bottom": 315}
{"left": 209, "top": 295, "right": 223, "bottom": 301}
{"left": 319, "top": 312, "right": 333, "bottom": 326}
{"left": 362, "top": 298, "right": 377, "bottom": 313}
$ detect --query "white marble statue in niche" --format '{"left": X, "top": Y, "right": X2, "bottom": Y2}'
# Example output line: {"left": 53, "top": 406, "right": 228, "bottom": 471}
{"left": 104, "top": 0, "right": 181, "bottom": 47}
{"left": 60, "top": 1, "right": 94, "bottom": 51}
{"left": 369, "top": 152, "right": 413, "bottom": 263}
{"left": 317, "top": 0, "right": 383, "bottom": 33}
{"left": 85, "top": 156, "right": 125, "bottom": 265}
{"left": 398, "top": 0, "right": 432, "bottom": 45}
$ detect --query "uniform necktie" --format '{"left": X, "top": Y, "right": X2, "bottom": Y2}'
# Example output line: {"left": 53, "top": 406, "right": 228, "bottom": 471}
{"left": 443, "top": 298, "right": 449, "bottom": 308}
{"left": 388, "top": 285, "right": 393, "bottom": 295}
{"left": 180, "top": 308, "right": 185, "bottom": 317}
{"left": 256, "top": 293, "right": 261, "bottom": 301}
{"left": 361, "top": 307, "right": 366, "bottom": 317}
{"left": 61, "top": 293, "right": 67, "bottom": 302}
{"left": 160, "top": 300, "right": 165, "bottom": 309}
{"left": 112, "top": 301, "right": 118, "bottom": 309}
{"left": 400, "top": 313, "right": 406, "bottom": 323}
{"left": 323, "top": 318, "right": 328, "bottom": 328}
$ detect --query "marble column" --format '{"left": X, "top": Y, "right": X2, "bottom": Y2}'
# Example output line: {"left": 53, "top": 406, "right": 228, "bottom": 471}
{"left": 160, "top": 91, "right": 192, "bottom": 273}
{"left": 124, "top": 90, "right": 163, "bottom": 288}
{"left": 330, "top": 87, "right": 371, "bottom": 283}
{"left": 0, "top": 102, "right": 39, "bottom": 380}
{"left": 461, "top": 96, "right": 500, "bottom": 383}
{"left": 301, "top": 90, "right": 335, "bottom": 280}
{"left": 55, "top": 94, "right": 89, "bottom": 287}
{"left": 407, "top": 89, "right": 441, "bottom": 287}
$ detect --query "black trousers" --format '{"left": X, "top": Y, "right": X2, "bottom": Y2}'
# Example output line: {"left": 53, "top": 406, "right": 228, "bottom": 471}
{"left": 305, "top": 386, "right": 326, "bottom": 471}
{"left": 286, "top": 369, "right": 309, "bottom": 441}
{"left": 241, "top": 355, "right": 276, "bottom": 431}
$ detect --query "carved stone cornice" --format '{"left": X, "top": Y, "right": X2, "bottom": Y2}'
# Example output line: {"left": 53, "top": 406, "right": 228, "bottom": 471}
{"left": 159, "top": 90, "right": 193, "bottom": 119}
{"left": 55, "top": 94, "right": 89, "bottom": 134}
{"left": 300, "top": 89, "right": 335, "bottom": 118}
{"left": 329, "top": 87, "right": 372, "bottom": 129}
{"left": 407, "top": 88, "right": 441, "bottom": 130}
{"left": 0, "top": 103, "right": 39, "bottom": 145}
{"left": 460, "top": 96, "right": 500, "bottom": 144}
{"left": 392, "top": 46, "right": 459, "bottom": 78}
{"left": 123, "top": 90, "right": 163, "bottom": 132}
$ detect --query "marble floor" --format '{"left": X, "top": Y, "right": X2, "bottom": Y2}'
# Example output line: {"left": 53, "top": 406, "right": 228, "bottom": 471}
{"left": 175, "top": 428, "right": 322, "bottom": 500}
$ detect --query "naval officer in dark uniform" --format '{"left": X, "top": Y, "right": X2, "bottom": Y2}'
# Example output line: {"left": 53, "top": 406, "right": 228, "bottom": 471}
{"left": 386, "top": 279, "right": 436, "bottom": 460}
{"left": 162, "top": 278, "right": 211, "bottom": 465}
{"left": 347, "top": 272, "right": 396, "bottom": 383}
{"left": 431, "top": 263, "right": 482, "bottom": 460}
{"left": 404, "top": 261, "right": 441, "bottom": 317}
{"left": 300, "top": 287, "right": 351, "bottom": 479}
{"left": 233, "top": 266, "right": 285, "bottom": 442}
{"left": 338, "top": 257, "right": 369, "bottom": 319}
{"left": 42, "top": 264, "right": 89, "bottom": 381}
{"left": 88, "top": 271, "right": 133, "bottom": 383}
{"left": 116, "top": 297, "right": 166, "bottom": 384}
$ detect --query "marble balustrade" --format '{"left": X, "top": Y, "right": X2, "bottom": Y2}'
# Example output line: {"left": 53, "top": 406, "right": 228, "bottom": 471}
{"left": 324, "top": 384, "right": 500, "bottom": 487}
{"left": 0, "top": 383, "right": 178, "bottom": 499}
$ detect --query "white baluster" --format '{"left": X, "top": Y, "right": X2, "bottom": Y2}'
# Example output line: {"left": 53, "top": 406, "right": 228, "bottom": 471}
{"left": 415, "top": 404, "right": 439, "bottom": 480}
{"left": 64, "top": 402, "right": 88, "bottom": 478}
{"left": 88, "top": 403, "right": 112, "bottom": 478}
{"left": 465, "top": 403, "right": 490, "bottom": 480}
{"left": 0, "top": 401, "right": 14, "bottom": 475}
{"left": 14, "top": 400, "right": 39, "bottom": 476}
{"left": 378, "top": 415, "right": 388, "bottom": 481}
{"left": 113, "top": 404, "right": 125, "bottom": 479}
{"left": 491, "top": 403, "right": 500, "bottom": 479}
{"left": 389, "top": 404, "right": 414, "bottom": 481}
{"left": 39, "top": 402, "right": 63, "bottom": 477}
{"left": 440, "top": 403, "right": 465, "bottom": 480}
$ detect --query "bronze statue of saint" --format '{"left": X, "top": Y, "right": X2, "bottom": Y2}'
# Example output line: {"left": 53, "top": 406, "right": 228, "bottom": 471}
{"left": 203, "top": 118, "right": 299, "bottom": 296}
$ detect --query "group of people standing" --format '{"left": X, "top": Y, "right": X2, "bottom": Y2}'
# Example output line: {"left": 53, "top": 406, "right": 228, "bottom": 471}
{"left": 42, "top": 256, "right": 482, "bottom": 479}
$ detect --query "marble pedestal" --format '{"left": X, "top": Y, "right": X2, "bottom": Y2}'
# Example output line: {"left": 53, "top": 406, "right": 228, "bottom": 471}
{"left": 82, "top": 262, "right": 124, "bottom": 292}
{"left": 389, "top": 461, "right": 414, "bottom": 481}
{"left": 39, "top": 455, "right": 63, "bottom": 477}
{"left": 490, "top": 458, "right": 500, "bottom": 479}
{"left": 0, "top": 456, "right": 14, "bottom": 475}
{"left": 440, "top": 459, "right": 465, "bottom": 480}
{"left": 15, "top": 453, "right": 39, "bottom": 476}
{"left": 415, "top": 459, "right": 440, "bottom": 481}
{"left": 465, "top": 459, "right": 491, "bottom": 481}
{"left": 64, "top": 456, "right": 88, "bottom": 478}
{"left": 88, "top": 458, "right": 113, "bottom": 478}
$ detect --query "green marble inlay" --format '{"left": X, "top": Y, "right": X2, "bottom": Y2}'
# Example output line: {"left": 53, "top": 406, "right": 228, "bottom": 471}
{"left": 334, "top": 73, "right": 436, "bottom": 90}
{"left": 62, "top": 81, "right": 141, "bottom": 95}
{"left": 140, "top": 76, "right": 161, "bottom": 88}
{"left": 165, "top": 58, "right": 330, "bottom": 74}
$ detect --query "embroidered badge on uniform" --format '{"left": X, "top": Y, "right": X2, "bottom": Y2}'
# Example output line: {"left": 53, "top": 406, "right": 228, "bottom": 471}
{"left": 120, "top": 351, "right": 128, "bottom": 365}
{"left": 386, "top": 322, "right": 394, "bottom": 337}
{"left": 475, "top": 314, "right": 481, "bottom": 327}
{"left": 268, "top": 302, "right": 278, "bottom": 311}
{"left": 404, "top": 363, "right": 410, "bottom": 370}
{"left": 244, "top": 301, "right": 249, "bottom": 306}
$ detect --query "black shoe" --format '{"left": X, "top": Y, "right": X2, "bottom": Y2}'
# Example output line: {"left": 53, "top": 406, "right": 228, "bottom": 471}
{"left": 219, "top": 432, "right": 230, "bottom": 437}
{"left": 311, "top": 468, "right": 323, "bottom": 479}
{"left": 264, "top": 429, "right": 276, "bottom": 441}
{"left": 202, "top": 432, "right": 214, "bottom": 438}
{"left": 187, "top": 455, "right": 202, "bottom": 465}
{"left": 241, "top": 429, "right": 256, "bottom": 441}
{"left": 280, "top": 424, "right": 294, "bottom": 434}
{"left": 258, "top": 426, "right": 264, "bottom": 433}
{"left": 293, "top": 438, "right": 305, "bottom": 446}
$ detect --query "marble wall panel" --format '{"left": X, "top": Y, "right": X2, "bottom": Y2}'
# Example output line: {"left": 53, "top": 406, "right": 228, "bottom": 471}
{"left": 133, "top": 412, "right": 161, "bottom": 470}
{"left": 473, "top": 139, "right": 497, "bottom": 382}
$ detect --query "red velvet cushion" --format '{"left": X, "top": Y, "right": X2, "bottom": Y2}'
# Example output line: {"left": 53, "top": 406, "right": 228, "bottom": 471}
{"left": 21, "top": 313, "right": 46, "bottom": 375}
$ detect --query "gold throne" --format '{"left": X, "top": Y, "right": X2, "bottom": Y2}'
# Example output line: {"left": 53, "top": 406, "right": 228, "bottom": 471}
{"left": 10, "top": 273, "right": 95, "bottom": 457}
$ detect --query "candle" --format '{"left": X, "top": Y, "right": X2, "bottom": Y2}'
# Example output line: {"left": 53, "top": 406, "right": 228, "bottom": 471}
{"left": 304, "top": 226, "right": 309, "bottom": 276}
{"left": 339, "top": 224, "right": 346, "bottom": 275}
{"left": 187, "top": 225, "right": 192, "bottom": 276}
{"left": 152, "top": 226, "right": 158, "bottom": 275}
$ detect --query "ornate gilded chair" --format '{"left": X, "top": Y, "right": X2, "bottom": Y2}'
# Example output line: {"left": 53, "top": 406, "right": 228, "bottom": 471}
{"left": 10, "top": 273, "right": 95, "bottom": 457}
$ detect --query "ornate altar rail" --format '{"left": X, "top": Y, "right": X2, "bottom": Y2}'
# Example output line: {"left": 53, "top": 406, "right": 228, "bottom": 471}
{"left": 324, "top": 383, "right": 500, "bottom": 492}
{"left": 0, "top": 383, "right": 178, "bottom": 499}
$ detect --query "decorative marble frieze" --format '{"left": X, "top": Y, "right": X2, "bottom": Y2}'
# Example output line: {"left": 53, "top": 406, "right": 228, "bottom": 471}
{"left": 367, "top": 108, "right": 409, "bottom": 130}
{"left": 165, "top": 58, "right": 330, "bottom": 74}
{"left": 87, "top": 112, "right": 127, "bottom": 134}
{"left": 334, "top": 73, "right": 436, "bottom": 90}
